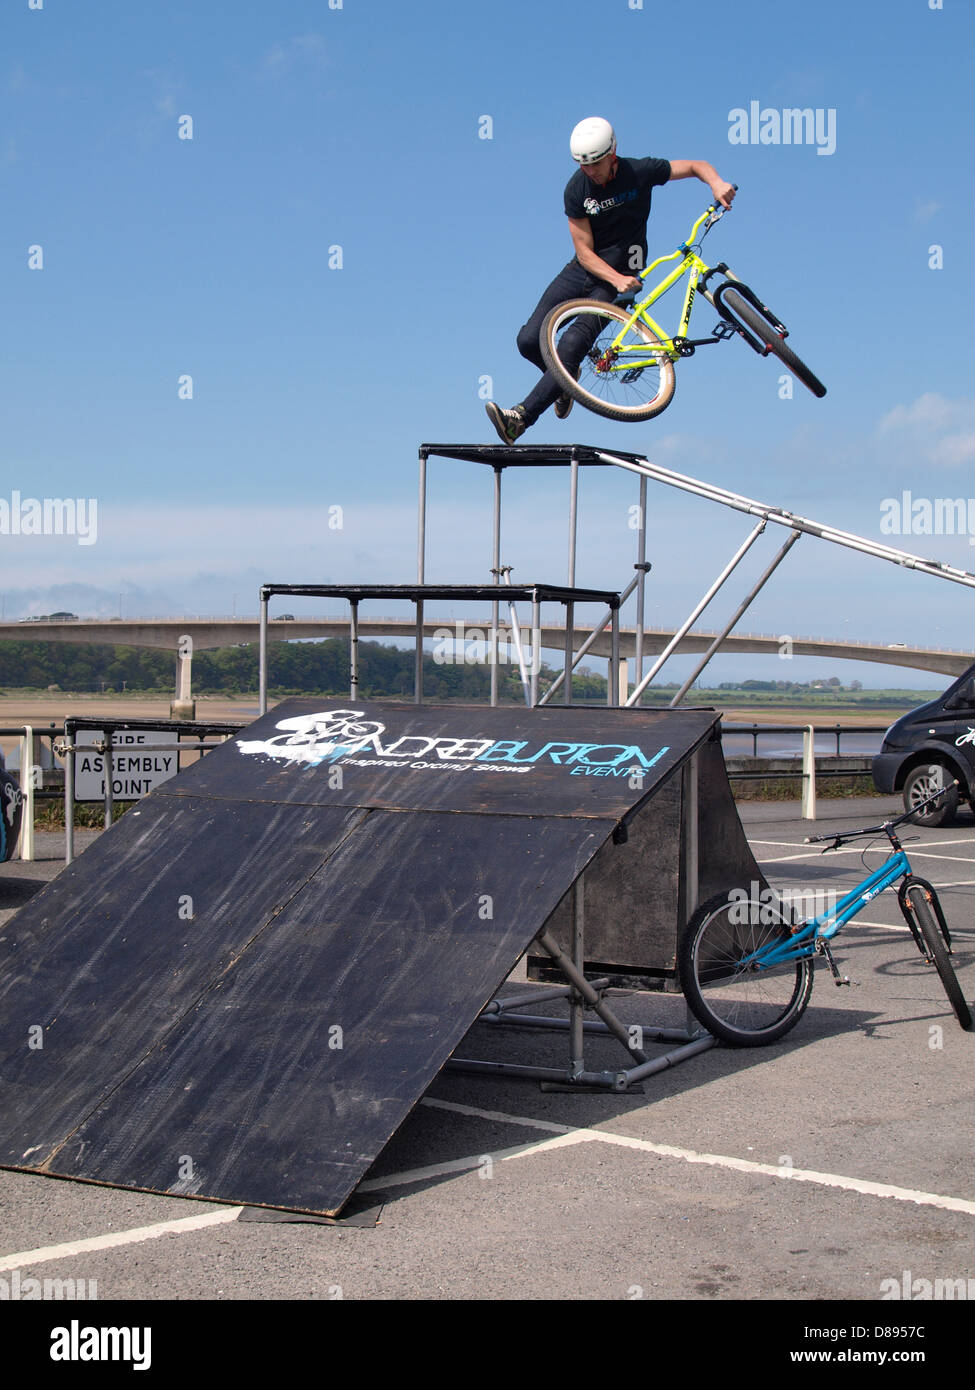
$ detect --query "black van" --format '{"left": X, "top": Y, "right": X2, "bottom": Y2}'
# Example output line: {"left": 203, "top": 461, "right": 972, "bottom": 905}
{"left": 872, "top": 663, "right": 975, "bottom": 826}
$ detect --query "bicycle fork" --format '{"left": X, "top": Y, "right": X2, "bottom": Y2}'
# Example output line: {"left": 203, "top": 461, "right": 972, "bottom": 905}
{"left": 898, "top": 876, "right": 953, "bottom": 960}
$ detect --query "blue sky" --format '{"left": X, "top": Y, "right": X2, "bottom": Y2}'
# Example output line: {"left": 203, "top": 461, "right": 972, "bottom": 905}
{"left": 2, "top": 0, "right": 973, "bottom": 689}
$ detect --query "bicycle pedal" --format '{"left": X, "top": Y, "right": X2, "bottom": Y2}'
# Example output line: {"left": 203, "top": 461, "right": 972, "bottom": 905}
{"left": 816, "top": 938, "right": 851, "bottom": 985}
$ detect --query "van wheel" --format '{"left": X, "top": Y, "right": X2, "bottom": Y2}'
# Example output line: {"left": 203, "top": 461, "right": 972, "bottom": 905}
{"left": 903, "top": 764, "right": 959, "bottom": 827}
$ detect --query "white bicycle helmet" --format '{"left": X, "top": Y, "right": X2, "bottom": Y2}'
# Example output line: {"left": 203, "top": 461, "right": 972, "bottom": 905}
{"left": 570, "top": 116, "right": 616, "bottom": 165}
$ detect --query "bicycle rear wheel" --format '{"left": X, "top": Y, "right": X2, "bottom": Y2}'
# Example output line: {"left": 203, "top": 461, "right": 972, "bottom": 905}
{"left": 540, "top": 299, "right": 676, "bottom": 421}
{"left": 678, "top": 893, "right": 814, "bottom": 1046}
{"left": 721, "top": 287, "right": 827, "bottom": 398}
{"left": 903, "top": 882, "right": 972, "bottom": 1030}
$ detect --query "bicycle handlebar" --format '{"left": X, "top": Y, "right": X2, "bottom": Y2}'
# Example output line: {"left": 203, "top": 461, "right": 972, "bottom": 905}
{"left": 613, "top": 184, "right": 739, "bottom": 306}
{"left": 803, "top": 781, "right": 960, "bottom": 849}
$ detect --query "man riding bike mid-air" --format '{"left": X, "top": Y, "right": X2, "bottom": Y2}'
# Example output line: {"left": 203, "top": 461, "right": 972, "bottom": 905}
{"left": 485, "top": 116, "right": 735, "bottom": 443}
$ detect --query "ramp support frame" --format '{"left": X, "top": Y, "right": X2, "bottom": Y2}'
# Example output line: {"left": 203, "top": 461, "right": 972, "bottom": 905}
{"left": 448, "top": 785, "right": 715, "bottom": 1094}
{"left": 447, "top": 928, "right": 714, "bottom": 1091}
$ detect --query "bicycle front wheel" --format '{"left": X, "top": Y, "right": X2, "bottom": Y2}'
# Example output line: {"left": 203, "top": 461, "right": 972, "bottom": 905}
{"left": 678, "top": 893, "right": 814, "bottom": 1046}
{"left": 904, "top": 882, "right": 972, "bottom": 1030}
{"left": 540, "top": 299, "right": 676, "bottom": 421}
{"left": 721, "top": 287, "right": 827, "bottom": 399}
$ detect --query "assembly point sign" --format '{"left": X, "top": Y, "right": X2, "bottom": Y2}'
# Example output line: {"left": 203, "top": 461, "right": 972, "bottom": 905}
{"left": 74, "top": 730, "right": 179, "bottom": 802}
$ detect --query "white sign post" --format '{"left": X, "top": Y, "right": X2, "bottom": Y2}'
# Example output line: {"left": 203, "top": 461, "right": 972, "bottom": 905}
{"left": 74, "top": 729, "right": 180, "bottom": 802}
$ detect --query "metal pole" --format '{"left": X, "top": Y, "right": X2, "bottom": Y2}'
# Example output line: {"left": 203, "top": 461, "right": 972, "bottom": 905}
{"left": 103, "top": 737, "right": 115, "bottom": 830}
{"left": 349, "top": 599, "right": 359, "bottom": 699}
{"left": 597, "top": 448, "right": 975, "bottom": 591}
{"left": 563, "top": 602, "right": 574, "bottom": 705}
{"left": 568, "top": 453, "right": 579, "bottom": 588}
{"left": 501, "top": 570, "right": 532, "bottom": 707}
{"left": 64, "top": 729, "right": 75, "bottom": 865}
{"left": 417, "top": 448, "right": 427, "bottom": 583}
{"left": 570, "top": 883, "right": 584, "bottom": 1079}
{"left": 530, "top": 592, "right": 541, "bottom": 707}
{"left": 19, "top": 726, "right": 34, "bottom": 862}
{"left": 669, "top": 529, "right": 802, "bottom": 705}
{"left": 414, "top": 599, "right": 424, "bottom": 704}
{"left": 802, "top": 724, "right": 817, "bottom": 820}
{"left": 683, "top": 751, "right": 699, "bottom": 924}
{"left": 539, "top": 577, "right": 639, "bottom": 706}
{"left": 535, "top": 928, "right": 648, "bottom": 1064}
{"left": 491, "top": 466, "right": 502, "bottom": 707}
{"left": 635, "top": 474, "right": 647, "bottom": 684}
{"left": 258, "top": 590, "right": 269, "bottom": 715}
{"left": 626, "top": 520, "right": 767, "bottom": 706}
{"left": 610, "top": 607, "right": 620, "bottom": 707}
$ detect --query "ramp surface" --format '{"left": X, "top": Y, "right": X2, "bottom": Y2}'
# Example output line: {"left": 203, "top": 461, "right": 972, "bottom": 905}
{"left": 0, "top": 700, "right": 716, "bottom": 1215}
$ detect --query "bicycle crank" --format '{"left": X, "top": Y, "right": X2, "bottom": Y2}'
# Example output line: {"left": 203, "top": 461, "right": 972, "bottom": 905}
{"left": 816, "top": 938, "right": 852, "bottom": 986}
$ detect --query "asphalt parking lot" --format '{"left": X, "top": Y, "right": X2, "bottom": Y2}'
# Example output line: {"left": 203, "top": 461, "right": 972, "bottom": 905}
{"left": 1, "top": 798, "right": 973, "bottom": 1330}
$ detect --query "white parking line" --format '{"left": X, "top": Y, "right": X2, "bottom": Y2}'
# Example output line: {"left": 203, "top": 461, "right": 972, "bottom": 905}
{"left": 905, "top": 851, "right": 975, "bottom": 865}
{"left": 421, "top": 1099, "right": 975, "bottom": 1217}
{"left": 4, "top": 1091, "right": 974, "bottom": 1271}
{"left": 359, "top": 1131, "right": 588, "bottom": 1191}
{"left": 0, "top": 1206, "right": 242, "bottom": 1273}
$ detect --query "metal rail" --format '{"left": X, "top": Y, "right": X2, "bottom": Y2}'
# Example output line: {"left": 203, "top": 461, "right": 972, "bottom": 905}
{"left": 597, "top": 448, "right": 975, "bottom": 591}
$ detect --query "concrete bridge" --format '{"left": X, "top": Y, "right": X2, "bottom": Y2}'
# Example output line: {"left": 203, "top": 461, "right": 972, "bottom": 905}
{"left": 4, "top": 615, "right": 971, "bottom": 682}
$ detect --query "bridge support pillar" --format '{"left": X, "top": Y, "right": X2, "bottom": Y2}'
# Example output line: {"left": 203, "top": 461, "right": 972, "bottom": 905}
{"left": 170, "top": 645, "right": 196, "bottom": 720}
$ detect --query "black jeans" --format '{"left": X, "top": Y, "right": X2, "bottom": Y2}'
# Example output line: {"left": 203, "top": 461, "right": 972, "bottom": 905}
{"left": 515, "top": 258, "right": 618, "bottom": 425}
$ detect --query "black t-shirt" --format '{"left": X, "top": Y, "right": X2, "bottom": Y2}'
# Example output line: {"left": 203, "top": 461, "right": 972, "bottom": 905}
{"left": 564, "top": 155, "right": 671, "bottom": 267}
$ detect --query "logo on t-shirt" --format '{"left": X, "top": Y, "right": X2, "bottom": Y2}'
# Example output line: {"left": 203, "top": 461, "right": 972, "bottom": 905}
{"left": 583, "top": 189, "right": 638, "bottom": 217}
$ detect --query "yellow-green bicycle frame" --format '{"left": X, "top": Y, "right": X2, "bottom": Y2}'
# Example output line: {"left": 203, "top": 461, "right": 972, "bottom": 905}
{"left": 606, "top": 200, "right": 732, "bottom": 368}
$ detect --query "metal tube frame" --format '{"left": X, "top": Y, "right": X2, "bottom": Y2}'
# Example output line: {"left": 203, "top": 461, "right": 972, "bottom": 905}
{"left": 599, "top": 447, "right": 975, "bottom": 591}
{"left": 499, "top": 567, "right": 533, "bottom": 707}
{"left": 539, "top": 576, "right": 639, "bottom": 707}
{"left": 669, "top": 528, "right": 803, "bottom": 705}
{"left": 447, "top": 867, "right": 715, "bottom": 1091}
{"left": 491, "top": 466, "right": 502, "bottom": 707}
{"left": 259, "top": 589, "right": 269, "bottom": 715}
{"left": 417, "top": 448, "right": 650, "bottom": 709}
{"left": 626, "top": 520, "right": 767, "bottom": 706}
{"left": 350, "top": 599, "right": 360, "bottom": 699}
{"left": 19, "top": 726, "right": 34, "bottom": 862}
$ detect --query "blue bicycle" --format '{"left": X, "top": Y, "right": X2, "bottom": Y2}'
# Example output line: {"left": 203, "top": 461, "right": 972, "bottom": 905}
{"left": 679, "top": 786, "right": 973, "bottom": 1045}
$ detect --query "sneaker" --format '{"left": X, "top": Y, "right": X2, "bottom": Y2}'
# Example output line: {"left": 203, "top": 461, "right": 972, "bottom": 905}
{"left": 485, "top": 401, "right": 527, "bottom": 444}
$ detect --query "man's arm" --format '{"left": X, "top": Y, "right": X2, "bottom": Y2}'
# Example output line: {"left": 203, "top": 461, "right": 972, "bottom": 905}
{"left": 668, "top": 160, "right": 735, "bottom": 209}
{"left": 567, "top": 218, "right": 641, "bottom": 294}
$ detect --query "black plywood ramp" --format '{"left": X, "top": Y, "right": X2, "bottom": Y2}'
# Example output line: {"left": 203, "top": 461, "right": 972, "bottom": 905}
{"left": 0, "top": 700, "right": 762, "bottom": 1216}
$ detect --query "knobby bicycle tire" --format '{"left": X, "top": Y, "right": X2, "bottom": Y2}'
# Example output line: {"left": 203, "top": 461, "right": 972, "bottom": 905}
{"left": 540, "top": 299, "right": 676, "bottom": 421}
{"left": 721, "top": 287, "right": 827, "bottom": 398}
{"left": 678, "top": 892, "right": 814, "bottom": 1046}
{"left": 904, "top": 882, "right": 973, "bottom": 1030}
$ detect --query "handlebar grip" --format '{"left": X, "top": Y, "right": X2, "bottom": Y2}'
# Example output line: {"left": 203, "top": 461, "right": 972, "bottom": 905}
{"left": 614, "top": 291, "right": 638, "bottom": 306}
